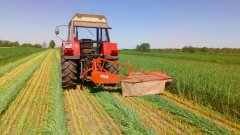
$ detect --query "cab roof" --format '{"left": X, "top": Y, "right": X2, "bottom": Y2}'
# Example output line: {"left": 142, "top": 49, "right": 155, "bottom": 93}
{"left": 70, "top": 13, "right": 111, "bottom": 29}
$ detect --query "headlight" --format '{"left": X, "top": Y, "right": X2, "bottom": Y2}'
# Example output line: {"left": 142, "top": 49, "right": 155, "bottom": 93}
{"left": 65, "top": 43, "right": 72, "bottom": 49}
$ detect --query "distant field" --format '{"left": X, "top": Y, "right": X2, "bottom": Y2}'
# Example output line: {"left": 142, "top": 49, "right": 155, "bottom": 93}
{"left": 0, "top": 47, "right": 46, "bottom": 65}
{"left": 119, "top": 51, "right": 240, "bottom": 120}
{"left": 121, "top": 50, "right": 240, "bottom": 64}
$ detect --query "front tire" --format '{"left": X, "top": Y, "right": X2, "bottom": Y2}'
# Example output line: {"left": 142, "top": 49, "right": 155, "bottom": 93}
{"left": 61, "top": 57, "right": 77, "bottom": 89}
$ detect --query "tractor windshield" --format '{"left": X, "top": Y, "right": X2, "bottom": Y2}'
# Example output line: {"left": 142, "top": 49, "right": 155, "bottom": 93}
{"left": 75, "top": 27, "right": 110, "bottom": 42}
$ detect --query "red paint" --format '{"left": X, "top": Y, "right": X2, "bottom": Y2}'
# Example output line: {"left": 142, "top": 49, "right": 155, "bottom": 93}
{"left": 74, "top": 37, "right": 78, "bottom": 41}
{"left": 63, "top": 49, "right": 74, "bottom": 55}
{"left": 90, "top": 70, "right": 122, "bottom": 84}
{"left": 102, "top": 42, "right": 119, "bottom": 57}
{"left": 111, "top": 49, "right": 119, "bottom": 56}
{"left": 62, "top": 41, "right": 80, "bottom": 56}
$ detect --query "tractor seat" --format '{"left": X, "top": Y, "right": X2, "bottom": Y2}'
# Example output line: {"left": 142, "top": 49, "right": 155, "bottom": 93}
{"left": 80, "top": 39, "right": 93, "bottom": 49}
{"left": 80, "top": 39, "right": 93, "bottom": 54}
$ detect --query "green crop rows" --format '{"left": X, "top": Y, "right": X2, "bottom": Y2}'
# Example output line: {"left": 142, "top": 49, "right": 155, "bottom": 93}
{"left": 95, "top": 91, "right": 157, "bottom": 135}
{"left": 0, "top": 52, "right": 47, "bottom": 114}
{"left": 142, "top": 95, "right": 232, "bottom": 135}
{"left": 40, "top": 51, "right": 69, "bottom": 134}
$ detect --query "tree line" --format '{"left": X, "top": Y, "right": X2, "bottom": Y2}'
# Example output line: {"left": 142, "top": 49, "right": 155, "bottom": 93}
{"left": 0, "top": 40, "right": 56, "bottom": 48}
{"left": 180, "top": 46, "right": 240, "bottom": 53}
{"left": 134, "top": 43, "right": 240, "bottom": 54}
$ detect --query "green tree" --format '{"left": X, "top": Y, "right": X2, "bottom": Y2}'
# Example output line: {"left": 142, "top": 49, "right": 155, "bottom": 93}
{"left": 22, "top": 43, "right": 34, "bottom": 47}
{"left": 49, "top": 40, "right": 56, "bottom": 48}
{"left": 200, "top": 47, "right": 209, "bottom": 52}
{"left": 182, "top": 46, "right": 196, "bottom": 53}
{"left": 12, "top": 42, "right": 19, "bottom": 47}
{"left": 136, "top": 43, "right": 150, "bottom": 52}
{"left": 34, "top": 44, "right": 42, "bottom": 48}
{"left": 136, "top": 45, "right": 140, "bottom": 51}
{"left": 141, "top": 43, "right": 150, "bottom": 52}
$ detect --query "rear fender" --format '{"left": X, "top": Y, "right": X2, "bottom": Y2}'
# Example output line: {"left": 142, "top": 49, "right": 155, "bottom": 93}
{"left": 62, "top": 41, "right": 80, "bottom": 59}
{"left": 102, "top": 42, "right": 119, "bottom": 60}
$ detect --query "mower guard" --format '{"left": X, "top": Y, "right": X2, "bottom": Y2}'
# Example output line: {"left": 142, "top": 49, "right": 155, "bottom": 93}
{"left": 121, "top": 72, "right": 172, "bottom": 96}
{"left": 83, "top": 58, "right": 172, "bottom": 96}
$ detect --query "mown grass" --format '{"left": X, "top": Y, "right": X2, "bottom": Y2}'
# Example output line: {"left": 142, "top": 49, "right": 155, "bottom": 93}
{"left": 142, "top": 95, "right": 233, "bottom": 135}
{"left": 0, "top": 52, "right": 47, "bottom": 114}
{"left": 0, "top": 52, "right": 43, "bottom": 77}
{"left": 40, "top": 51, "right": 69, "bottom": 135}
{"left": 93, "top": 90, "right": 157, "bottom": 135}
{"left": 119, "top": 54, "right": 240, "bottom": 120}
{"left": 121, "top": 50, "right": 240, "bottom": 64}
{"left": 0, "top": 47, "right": 46, "bottom": 66}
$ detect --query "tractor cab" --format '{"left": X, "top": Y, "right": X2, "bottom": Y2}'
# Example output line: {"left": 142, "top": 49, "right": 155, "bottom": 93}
{"left": 59, "top": 13, "right": 118, "bottom": 60}
{"left": 73, "top": 26, "right": 110, "bottom": 57}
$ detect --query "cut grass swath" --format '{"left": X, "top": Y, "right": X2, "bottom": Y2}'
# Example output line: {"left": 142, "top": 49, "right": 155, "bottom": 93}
{"left": 81, "top": 89, "right": 122, "bottom": 134}
{"left": 0, "top": 52, "right": 47, "bottom": 114}
{"left": 95, "top": 90, "right": 157, "bottom": 135}
{"left": 0, "top": 51, "right": 48, "bottom": 92}
{"left": 40, "top": 51, "right": 69, "bottom": 135}
{"left": 55, "top": 49, "right": 60, "bottom": 62}
{"left": 142, "top": 95, "right": 233, "bottom": 135}
{"left": 0, "top": 52, "right": 43, "bottom": 77}
{"left": 0, "top": 50, "right": 52, "bottom": 135}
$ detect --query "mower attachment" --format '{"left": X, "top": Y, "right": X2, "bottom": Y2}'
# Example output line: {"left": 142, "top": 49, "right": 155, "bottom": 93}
{"left": 121, "top": 72, "right": 172, "bottom": 96}
{"left": 82, "top": 58, "right": 172, "bottom": 96}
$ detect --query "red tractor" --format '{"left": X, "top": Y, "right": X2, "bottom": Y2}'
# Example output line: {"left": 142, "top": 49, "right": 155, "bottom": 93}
{"left": 55, "top": 13, "right": 119, "bottom": 89}
{"left": 56, "top": 13, "right": 172, "bottom": 96}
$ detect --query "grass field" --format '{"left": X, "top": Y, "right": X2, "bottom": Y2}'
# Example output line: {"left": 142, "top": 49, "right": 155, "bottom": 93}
{"left": 119, "top": 51, "right": 240, "bottom": 120}
{"left": 121, "top": 50, "right": 240, "bottom": 64}
{"left": 0, "top": 48, "right": 239, "bottom": 135}
{"left": 0, "top": 47, "right": 45, "bottom": 66}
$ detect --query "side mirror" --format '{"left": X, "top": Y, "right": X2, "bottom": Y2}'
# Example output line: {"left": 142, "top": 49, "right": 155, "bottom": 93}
{"left": 55, "top": 28, "right": 60, "bottom": 35}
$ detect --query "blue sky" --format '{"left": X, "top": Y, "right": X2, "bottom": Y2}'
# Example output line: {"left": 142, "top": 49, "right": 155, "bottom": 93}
{"left": 0, "top": 0, "right": 239, "bottom": 48}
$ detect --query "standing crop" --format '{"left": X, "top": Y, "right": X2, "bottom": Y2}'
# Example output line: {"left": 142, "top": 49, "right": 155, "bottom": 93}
{"left": 119, "top": 53, "right": 240, "bottom": 119}
{"left": 0, "top": 47, "right": 45, "bottom": 65}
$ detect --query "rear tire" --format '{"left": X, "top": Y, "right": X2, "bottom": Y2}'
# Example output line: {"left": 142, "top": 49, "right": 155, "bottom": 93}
{"left": 61, "top": 56, "right": 77, "bottom": 89}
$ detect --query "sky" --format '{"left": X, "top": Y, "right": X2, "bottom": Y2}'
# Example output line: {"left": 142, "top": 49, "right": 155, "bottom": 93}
{"left": 0, "top": 0, "right": 240, "bottom": 49}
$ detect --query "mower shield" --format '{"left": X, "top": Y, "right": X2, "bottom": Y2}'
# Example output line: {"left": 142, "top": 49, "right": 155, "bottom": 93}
{"left": 121, "top": 72, "right": 172, "bottom": 96}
